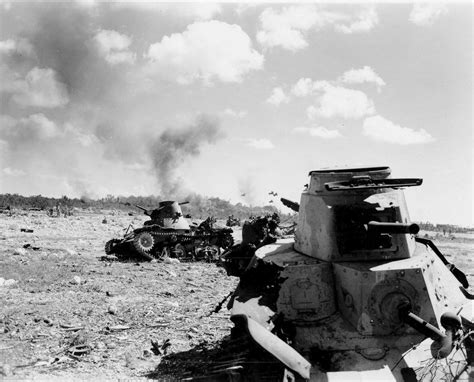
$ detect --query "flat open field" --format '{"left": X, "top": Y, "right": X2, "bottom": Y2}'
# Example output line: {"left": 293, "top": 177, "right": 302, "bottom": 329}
{"left": 0, "top": 211, "right": 473, "bottom": 380}
{"left": 0, "top": 210, "right": 239, "bottom": 381}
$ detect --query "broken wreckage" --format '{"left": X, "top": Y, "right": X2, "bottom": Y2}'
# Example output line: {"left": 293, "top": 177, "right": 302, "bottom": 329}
{"left": 105, "top": 201, "right": 234, "bottom": 262}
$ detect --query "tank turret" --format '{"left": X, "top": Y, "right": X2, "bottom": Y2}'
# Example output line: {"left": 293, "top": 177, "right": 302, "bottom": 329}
{"left": 295, "top": 166, "right": 422, "bottom": 262}
{"left": 222, "top": 166, "right": 473, "bottom": 382}
{"left": 138, "top": 200, "right": 190, "bottom": 230}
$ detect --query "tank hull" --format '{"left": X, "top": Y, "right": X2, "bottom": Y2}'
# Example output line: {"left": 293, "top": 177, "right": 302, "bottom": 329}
{"left": 105, "top": 224, "right": 234, "bottom": 261}
{"left": 229, "top": 239, "right": 473, "bottom": 381}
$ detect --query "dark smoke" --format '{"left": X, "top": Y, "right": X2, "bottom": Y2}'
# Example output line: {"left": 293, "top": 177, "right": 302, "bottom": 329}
{"left": 25, "top": 4, "right": 108, "bottom": 100}
{"left": 150, "top": 115, "right": 223, "bottom": 197}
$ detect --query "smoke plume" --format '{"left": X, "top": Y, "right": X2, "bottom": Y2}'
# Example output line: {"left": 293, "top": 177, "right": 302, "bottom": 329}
{"left": 150, "top": 115, "right": 223, "bottom": 197}
{"left": 238, "top": 175, "right": 258, "bottom": 206}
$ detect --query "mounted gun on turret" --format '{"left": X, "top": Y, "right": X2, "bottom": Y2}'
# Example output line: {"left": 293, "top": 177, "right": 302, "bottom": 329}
{"left": 280, "top": 197, "right": 299, "bottom": 212}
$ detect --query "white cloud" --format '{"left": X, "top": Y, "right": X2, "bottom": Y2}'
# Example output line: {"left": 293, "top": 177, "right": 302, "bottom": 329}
{"left": 292, "top": 78, "right": 316, "bottom": 97}
{"left": 235, "top": 3, "right": 259, "bottom": 16}
{"left": 94, "top": 29, "right": 136, "bottom": 65}
{"left": 0, "top": 38, "right": 34, "bottom": 57}
{"left": 73, "top": 0, "right": 98, "bottom": 9}
{"left": 0, "top": 114, "right": 17, "bottom": 131}
{"left": 334, "top": 7, "right": 378, "bottom": 34}
{"left": 246, "top": 138, "right": 275, "bottom": 150}
{"left": 112, "top": 2, "right": 222, "bottom": 21}
{"left": 266, "top": 87, "right": 290, "bottom": 105}
{"left": 257, "top": 5, "right": 378, "bottom": 51}
{"left": 64, "top": 123, "right": 98, "bottom": 147}
{"left": 0, "top": 114, "right": 61, "bottom": 141}
{"left": 146, "top": 20, "right": 264, "bottom": 84}
{"left": 169, "top": 3, "right": 222, "bottom": 20}
{"left": 294, "top": 126, "right": 342, "bottom": 139}
{"left": 307, "top": 83, "right": 375, "bottom": 119}
{"left": 363, "top": 115, "right": 435, "bottom": 144}
{"left": 257, "top": 5, "right": 340, "bottom": 51}
{"left": 223, "top": 108, "right": 247, "bottom": 118}
{"left": 3, "top": 167, "right": 26, "bottom": 177}
{"left": 21, "top": 113, "right": 60, "bottom": 139}
{"left": 0, "top": 64, "right": 23, "bottom": 93}
{"left": 11, "top": 67, "right": 69, "bottom": 108}
{"left": 339, "top": 66, "right": 385, "bottom": 92}
{"left": 409, "top": 3, "right": 448, "bottom": 26}
{"left": 0, "top": 113, "right": 60, "bottom": 140}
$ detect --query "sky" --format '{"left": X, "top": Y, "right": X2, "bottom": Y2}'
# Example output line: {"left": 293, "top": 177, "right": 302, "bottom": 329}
{"left": 0, "top": 1, "right": 472, "bottom": 226}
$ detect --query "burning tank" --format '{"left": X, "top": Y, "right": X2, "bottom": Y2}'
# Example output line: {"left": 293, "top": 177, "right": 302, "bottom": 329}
{"left": 220, "top": 166, "right": 473, "bottom": 381}
{"left": 105, "top": 201, "right": 234, "bottom": 261}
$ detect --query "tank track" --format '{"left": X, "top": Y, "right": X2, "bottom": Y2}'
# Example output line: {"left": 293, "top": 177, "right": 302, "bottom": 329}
{"left": 106, "top": 225, "right": 234, "bottom": 262}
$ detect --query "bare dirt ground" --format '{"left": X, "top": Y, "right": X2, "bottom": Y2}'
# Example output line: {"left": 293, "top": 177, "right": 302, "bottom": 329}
{"left": 0, "top": 212, "right": 473, "bottom": 381}
{"left": 0, "top": 210, "right": 240, "bottom": 381}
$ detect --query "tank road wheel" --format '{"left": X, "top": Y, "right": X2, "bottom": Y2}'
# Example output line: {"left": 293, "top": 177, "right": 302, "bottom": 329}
{"left": 133, "top": 232, "right": 155, "bottom": 260}
{"left": 171, "top": 243, "right": 186, "bottom": 259}
{"left": 105, "top": 239, "right": 121, "bottom": 255}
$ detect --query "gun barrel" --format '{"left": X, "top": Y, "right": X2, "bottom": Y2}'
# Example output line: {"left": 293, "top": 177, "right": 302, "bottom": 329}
{"left": 280, "top": 198, "right": 299, "bottom": 212}
{"left": 179, "top": 201, "right": 190, "bottom": 205}
{"left": 366, "top": 221, "right": 420, "bottom": 235}
{"left": 134, "top": 204, "right": 152, "bottom": 216}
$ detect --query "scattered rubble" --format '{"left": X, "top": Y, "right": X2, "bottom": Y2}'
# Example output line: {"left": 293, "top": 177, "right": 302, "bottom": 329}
{"left": 0, "top": 210, "right": 272, "bottom": 379}
{"left": 13, "top": 248, "right": 27, "bottom": 256}
{"left": 71, "top": 276, "right": 81, "bottom": 285}
{"left": 163, "top": 257, "right": 180, "bottom": 264}
{"left": 0, "top": 278, "right": 18, "bottom": 287}
{"left": 65, "top": 248, "right": 78, "bottom": 256}
{"left": 23, "top": 244, "right": 40, "bottom": 250}
{"left": 107, "top": 305, "right": 118, "bottom": 315}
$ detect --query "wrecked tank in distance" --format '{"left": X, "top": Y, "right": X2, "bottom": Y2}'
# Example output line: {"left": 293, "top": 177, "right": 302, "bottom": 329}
{"left": 190, "top": 215, "right": 235, "bottom": 258}
{"left": 226, "top": 215, "right": 241, "bottom": 227}
{"left": 220, "top": 166, "right": 473, "bottom": 381}
{"left": 105, "top": 201, "right": 234, "bottom": 262}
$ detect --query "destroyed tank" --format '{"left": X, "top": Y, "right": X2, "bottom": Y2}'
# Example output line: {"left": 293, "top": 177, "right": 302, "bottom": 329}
{"left": 105, "top": 201, "right": 234, "bottom": 261}
{"left": 220, "top": 166, "right": 473, "bottom": 381}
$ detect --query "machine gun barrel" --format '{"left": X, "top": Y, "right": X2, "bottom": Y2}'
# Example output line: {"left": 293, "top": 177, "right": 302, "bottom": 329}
{"left": 134, "top": 204, "right": 151, "bottom": 216}
{"left": 179, "top": 201, "right": 190, "bottom": 205}
{"left": 280, "top": 198, "right": 299, "bottom": 212}
{"left": 366, "top": 221, "right": 420, "bottom": 235}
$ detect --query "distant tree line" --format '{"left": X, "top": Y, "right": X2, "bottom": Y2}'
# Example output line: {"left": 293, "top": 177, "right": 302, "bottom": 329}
{"left": 0, "top": 193, "right": 291, "bottom": 221}
{"left": 416, "top": 222, "right": 474, "bottom": 234}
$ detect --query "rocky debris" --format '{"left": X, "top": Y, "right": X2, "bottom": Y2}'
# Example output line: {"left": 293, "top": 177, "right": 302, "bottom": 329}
{"left": 0, "top": 364, "right": 13, "bottom": 377}
{"left": 65, "top": 248, "right": 78, "bottom": 256}
{"left": 0, "top": 210, "right": 241, "bottom": 380}
{"left": 151, "top": 339, "right": 171, "bottom": 356}
{"left": 163, "top": 257, "right": 180, "bottom": 264}
{"left": 106, "top": 325, "right": 130, "bottom": 332}
{"left": 67, "top": 344, "right": 91, "bottom": 357}
{"left": 71, "top": 276, "right": 81, "bottom": 285}
{"left": 13, "top": 248, "right": 27, "bottom": 256}
{"left": 0, "top": 278, "right": 17, "bottom": 287}
{"left": 107, "top": 305, "right": 118, "bottom": 315}
{"left": 23, "top": 243, "right": 40, "bottom": 250}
